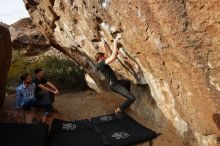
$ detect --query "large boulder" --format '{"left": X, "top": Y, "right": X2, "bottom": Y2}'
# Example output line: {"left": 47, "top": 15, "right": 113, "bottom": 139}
{"left": 0, "top": 24, "right": 12, "bottom": 107}
{"left": 23, "top": 0, "right": 220, "bottom": 145}
{"left": 9, "top": 17, "right": 50, "bottom": 56}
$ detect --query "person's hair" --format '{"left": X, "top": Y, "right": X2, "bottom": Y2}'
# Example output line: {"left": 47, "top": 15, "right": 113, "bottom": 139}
{"left": 34, "top": 68, "right": 42, "bottom": 74}
{"left": 18, "top": 73, "right": 30, "bottom": 85}
{"left": 95, "top": 52, "right": 105, "bottom": 62}
{"left": 20, "top": 73, "right": 30, "bottom": 81}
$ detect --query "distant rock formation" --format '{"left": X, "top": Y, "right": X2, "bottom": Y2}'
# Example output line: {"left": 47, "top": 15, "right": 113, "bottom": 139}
{"left": 0, "top": 24, "right": 12, "bottom": 107}
{"left": 9, "top": 18, "right": 50, "bottom": 56}
{"left": 23, "top": 0, "right": 220, "bottom": 145}
{"left": 0, "top": 22, "right": 9, "bottom": 28}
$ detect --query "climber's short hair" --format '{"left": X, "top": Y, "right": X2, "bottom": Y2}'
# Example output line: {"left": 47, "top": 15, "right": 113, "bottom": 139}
{"left": 95, "top": 52, "right": 105, "bottom": 62}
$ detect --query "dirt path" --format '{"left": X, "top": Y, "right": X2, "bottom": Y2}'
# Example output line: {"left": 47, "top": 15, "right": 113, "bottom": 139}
{"left": 1, "top": 90, "right": 185, "bottom": 146}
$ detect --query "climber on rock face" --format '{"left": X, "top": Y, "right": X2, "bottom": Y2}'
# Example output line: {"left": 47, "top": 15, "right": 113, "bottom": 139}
{"left": 95, "top": 39, "right": 136, "bottom": 114}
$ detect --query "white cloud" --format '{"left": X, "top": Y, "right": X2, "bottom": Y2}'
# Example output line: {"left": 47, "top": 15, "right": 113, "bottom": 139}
{"left": 0, "top": 0, "right": 30, "bottom": 24}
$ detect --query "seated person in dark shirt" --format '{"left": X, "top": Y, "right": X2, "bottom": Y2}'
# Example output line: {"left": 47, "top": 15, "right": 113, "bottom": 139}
{"left": 33, "top": 68, "right": 59, "bottom": 104}
{"left": 95, "top": 40, "right": 136, "bottom": 114}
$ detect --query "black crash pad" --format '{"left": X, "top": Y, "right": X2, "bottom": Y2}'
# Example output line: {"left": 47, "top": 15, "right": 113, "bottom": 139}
{"left": 0, "top": 123, "right": 49, "bottom": 146}
{"left": 49, "top": 113, "right": 158, "bottom": 146}
{"left": 91, "top": 113, "right": 158, "bottom": 146}
{"left": 48, "top": 119, "right": 104, "bottom": 146}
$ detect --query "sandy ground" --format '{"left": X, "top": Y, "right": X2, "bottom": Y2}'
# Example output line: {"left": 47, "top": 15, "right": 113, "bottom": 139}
{"left": 0, "top": 90, "right": 185, "bottom": 146}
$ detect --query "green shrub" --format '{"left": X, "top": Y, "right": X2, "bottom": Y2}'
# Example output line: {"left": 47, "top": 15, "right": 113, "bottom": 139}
{"left": 7, "top": 54, "right": 87, "bottom": 91}
{"left": 7, "top": 56, "right": 28, "bottom": 87}
{"left": 11, "top": 50, "right": 22, "bottom": 63}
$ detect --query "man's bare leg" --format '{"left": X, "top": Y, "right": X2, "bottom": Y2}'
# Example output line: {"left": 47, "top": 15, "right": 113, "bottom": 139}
{"left": 25, "top": 111, "right": 34, "bottom": 123}
{"left": 42, "top": 115, "right": 47, "bottom": 123}
{"left": 42, "top": 112, "right": 51, "bottom": 123}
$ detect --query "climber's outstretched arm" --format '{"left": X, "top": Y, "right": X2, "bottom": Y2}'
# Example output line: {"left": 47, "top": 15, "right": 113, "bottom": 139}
{"left": 105, "top": 40, "right": 118, "bottom": 64}
{"left": 103, "top": 41, "right": 112, "bottom": 58}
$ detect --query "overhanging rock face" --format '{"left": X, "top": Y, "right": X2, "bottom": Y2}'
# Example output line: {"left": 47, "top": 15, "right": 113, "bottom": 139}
{"left": 23, "top": 0, "right": 220, "bottom": 145}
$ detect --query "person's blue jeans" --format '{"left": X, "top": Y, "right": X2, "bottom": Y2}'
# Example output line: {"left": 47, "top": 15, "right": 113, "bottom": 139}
{"left": 22, "top": 98, "right": 52, "bottom": 113}
{"left": 110, "top": 79, "right": 136, "bottom": 111}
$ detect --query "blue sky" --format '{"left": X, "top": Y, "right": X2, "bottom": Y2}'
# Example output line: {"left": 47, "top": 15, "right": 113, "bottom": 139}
{"left": 0, "top": 0, "right": 30, "bottom": 24}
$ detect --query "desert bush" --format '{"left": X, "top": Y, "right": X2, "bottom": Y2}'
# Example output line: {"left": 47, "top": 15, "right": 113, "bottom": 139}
{"left": 7, "top": 53, "right": 87, "bottom": 91}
